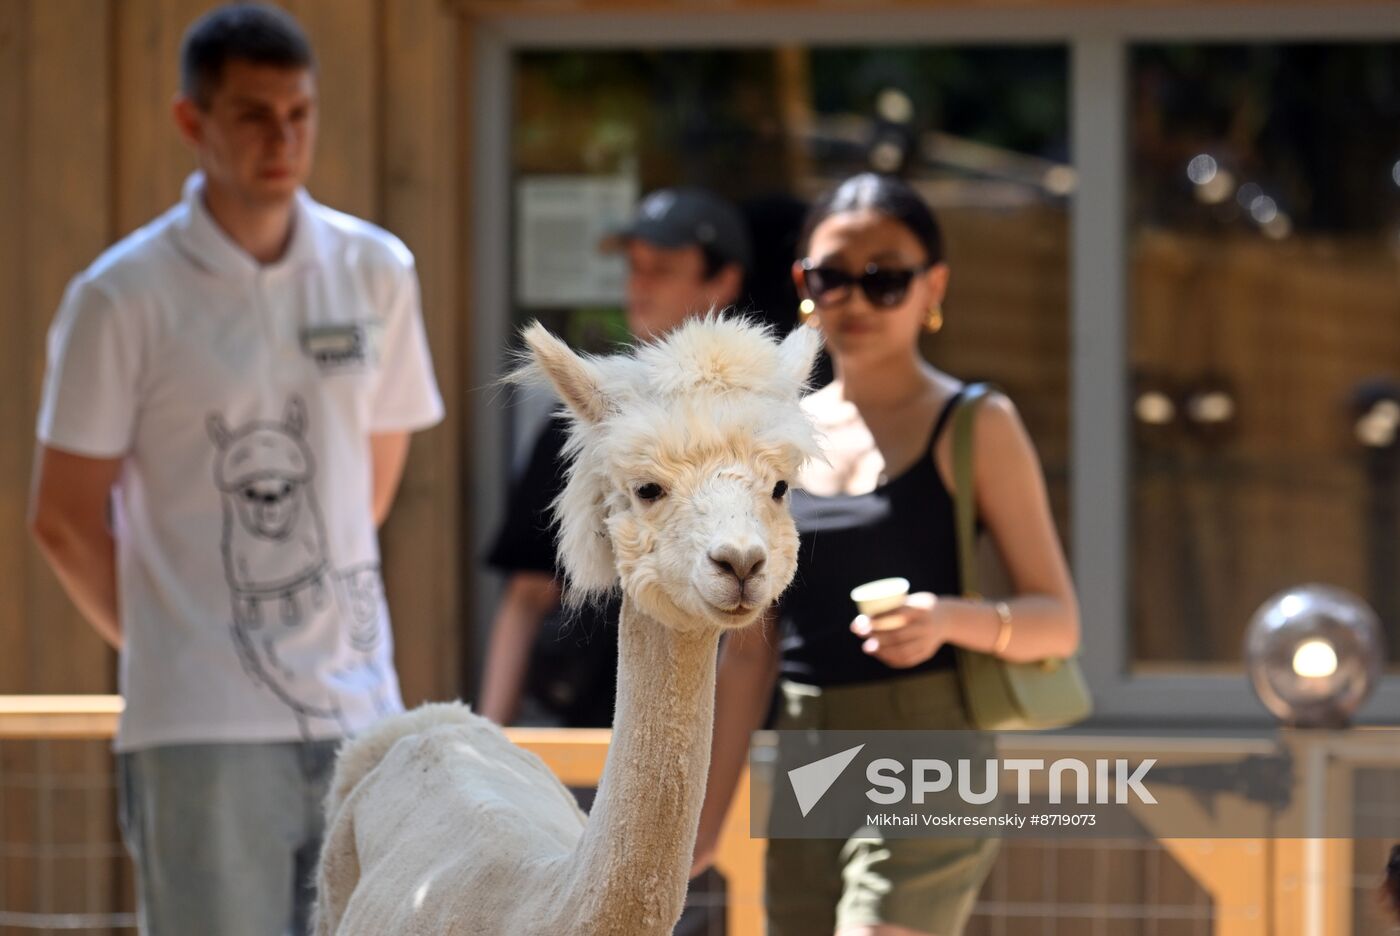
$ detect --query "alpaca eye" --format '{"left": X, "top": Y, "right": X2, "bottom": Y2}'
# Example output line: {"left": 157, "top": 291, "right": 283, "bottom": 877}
{"left": 772, "top": 480, "right": 789, "bottom": 500}
{"left": 635, "top": 483, "right": 666, "bottom": 503}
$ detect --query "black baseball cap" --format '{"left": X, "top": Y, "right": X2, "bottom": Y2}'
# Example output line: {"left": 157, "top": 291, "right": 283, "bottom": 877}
{"left": 600, "top": 187, "right": 752, "bottom": 272}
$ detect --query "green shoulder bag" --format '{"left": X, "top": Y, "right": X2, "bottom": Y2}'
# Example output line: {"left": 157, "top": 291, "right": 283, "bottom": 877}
{"left": 952, "top": 383, "right": 1092, "bottom": 731}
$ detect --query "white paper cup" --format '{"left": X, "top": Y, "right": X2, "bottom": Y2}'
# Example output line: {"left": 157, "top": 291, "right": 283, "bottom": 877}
{"left": 849, "top": 577, "right": 911, "bottom": 626}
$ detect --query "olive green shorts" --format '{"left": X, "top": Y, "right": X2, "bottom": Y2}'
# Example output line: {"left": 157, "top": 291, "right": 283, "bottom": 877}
{"left": 764, "top": 669, "right": 1000, "bottom": 935}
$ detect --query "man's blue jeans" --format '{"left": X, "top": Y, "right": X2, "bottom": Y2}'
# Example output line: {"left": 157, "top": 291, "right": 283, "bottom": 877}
{"left": 117, "top": 740, "right": 339, "bottom": 936}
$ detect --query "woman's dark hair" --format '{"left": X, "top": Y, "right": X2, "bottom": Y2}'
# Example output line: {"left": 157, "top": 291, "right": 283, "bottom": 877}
{"left": 180, "top": 3, "right": 315, "bottom": 109}
{"left": 797, "top": 173, "right": 944, "bottom": 266}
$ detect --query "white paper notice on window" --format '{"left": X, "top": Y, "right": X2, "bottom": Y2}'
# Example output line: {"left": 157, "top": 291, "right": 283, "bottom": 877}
{"left": 516, "top": 175, "right": 638, "bottom": 308}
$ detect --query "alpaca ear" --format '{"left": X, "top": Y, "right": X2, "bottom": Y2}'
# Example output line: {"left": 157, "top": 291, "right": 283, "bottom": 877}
{"left": 777, "top": 323, "right": 822, "bottom": 393}
{"left": 519, "top": 322, "right": 611, "bottom": 424}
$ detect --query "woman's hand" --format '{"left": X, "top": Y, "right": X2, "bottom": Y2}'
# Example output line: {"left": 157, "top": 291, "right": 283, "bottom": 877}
{"left": 851, "top": 591, "right": 951, "bottom": 668}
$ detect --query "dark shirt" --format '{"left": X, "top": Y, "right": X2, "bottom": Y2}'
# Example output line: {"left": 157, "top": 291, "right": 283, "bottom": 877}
{"left": 487, "top": 412, "right": 619, "bottom": 727}
{"left": 778, "top": 388, "right": 968, "bottom": 686}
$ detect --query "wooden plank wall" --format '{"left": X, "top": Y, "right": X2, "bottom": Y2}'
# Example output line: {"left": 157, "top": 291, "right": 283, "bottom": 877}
{"left": 0, "top": 1, "right": 465, "bottom": 928}
{"left": 1, "top": 1, "right": 119, "bottom": 923}
{"left": 0, "top": 0, "right": 465, "bottom": 711}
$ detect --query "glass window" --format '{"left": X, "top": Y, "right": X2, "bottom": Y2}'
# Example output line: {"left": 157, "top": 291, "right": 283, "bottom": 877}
{"left": 1129, "top": 44, "right": 1400, "bottom": 670}
{"left": 509, "top": 46, "right": 1072, "bottom": 528}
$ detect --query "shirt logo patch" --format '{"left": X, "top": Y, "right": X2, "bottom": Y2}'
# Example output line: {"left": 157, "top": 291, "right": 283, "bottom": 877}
{"left": 300, "top": 323, "right": 374, "bottom": 373}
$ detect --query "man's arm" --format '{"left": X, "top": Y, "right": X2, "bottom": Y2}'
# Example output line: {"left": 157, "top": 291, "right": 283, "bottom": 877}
{"left": 370, "top": 431, "right": 411, "bottom": 528}
{"left": 477, "top": 572, "right": 563, "bottom": 725}
{"left": 28, "top": 445, "right": 124, "bottom": 649}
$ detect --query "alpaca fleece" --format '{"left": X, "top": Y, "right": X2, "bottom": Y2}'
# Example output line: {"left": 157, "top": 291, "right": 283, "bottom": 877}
{"left": 314, "top": 316, "right": 822, "bottom": 935}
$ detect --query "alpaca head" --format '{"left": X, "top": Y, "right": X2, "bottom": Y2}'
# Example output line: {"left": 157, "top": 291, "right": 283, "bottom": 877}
{"left": 518, "top": 315, "right": 823, "bottom": 633}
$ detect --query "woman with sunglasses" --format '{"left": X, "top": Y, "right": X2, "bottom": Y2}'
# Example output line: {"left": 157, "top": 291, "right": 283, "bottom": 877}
{"left": 691, "top": 173, "right": 1081, "bottom": 936}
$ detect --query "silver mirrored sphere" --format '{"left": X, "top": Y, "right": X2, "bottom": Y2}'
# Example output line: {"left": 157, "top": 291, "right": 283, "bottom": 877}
{"left": 1245, "top": 584, "right": 1385, "bottom": 727}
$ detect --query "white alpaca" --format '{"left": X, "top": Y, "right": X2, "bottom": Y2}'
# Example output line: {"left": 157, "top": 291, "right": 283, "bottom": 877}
{"left": 313, "top": 316, "right": 823, "bottom": 935}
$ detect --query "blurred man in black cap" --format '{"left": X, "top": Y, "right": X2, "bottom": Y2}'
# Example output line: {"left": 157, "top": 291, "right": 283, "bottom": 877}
{"left": 603, "top": 187, "right": 751, "bottom": 339}
{"left": 479, "top": 186, "right": 751, "bottom": 727}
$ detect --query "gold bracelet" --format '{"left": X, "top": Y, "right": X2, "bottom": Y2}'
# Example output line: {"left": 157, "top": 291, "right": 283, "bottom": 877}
{"left": 991, "top": 601, "right": 1013, "bottom": 656}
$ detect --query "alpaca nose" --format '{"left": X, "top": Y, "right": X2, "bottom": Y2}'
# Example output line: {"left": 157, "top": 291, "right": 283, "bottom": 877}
{"left": 708, "top": 544, "right": 766, "bottom": 584}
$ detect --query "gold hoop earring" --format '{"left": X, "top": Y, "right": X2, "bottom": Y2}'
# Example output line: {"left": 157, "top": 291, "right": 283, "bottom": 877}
{"left": 798, "top": 298, "right": 817, "bottom": 327}
{"left": 925, "top": 304, "right": 944, "bottom": 333}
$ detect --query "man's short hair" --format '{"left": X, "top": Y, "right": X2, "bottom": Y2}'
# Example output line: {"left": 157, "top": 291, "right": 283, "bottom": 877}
{"left": 180, "top": 3, "right": 315, "bottom": 109}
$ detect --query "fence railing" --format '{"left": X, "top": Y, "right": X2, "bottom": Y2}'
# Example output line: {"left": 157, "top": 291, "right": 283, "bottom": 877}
{"left": 3, "top": 696, "right": 1397, "bottom": 936}
{"left": 0, "top": 695, "right": 762, "bottom": 935}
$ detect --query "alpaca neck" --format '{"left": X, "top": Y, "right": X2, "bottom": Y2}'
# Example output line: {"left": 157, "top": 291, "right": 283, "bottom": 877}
{"left": 559, "top": 596, "right": 719, "bottom": 935}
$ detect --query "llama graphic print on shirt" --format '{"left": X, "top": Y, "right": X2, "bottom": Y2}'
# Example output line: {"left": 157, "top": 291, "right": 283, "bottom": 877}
{"left": 208, "top": 396, "right": 393, "bottom": 737}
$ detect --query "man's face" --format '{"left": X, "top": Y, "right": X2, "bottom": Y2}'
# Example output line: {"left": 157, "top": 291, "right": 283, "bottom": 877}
{"left": 178, "top": 60, "right": 317, "bottom": 206}
{"left": 624, "top": 240, "right": 740, "bottom": 341}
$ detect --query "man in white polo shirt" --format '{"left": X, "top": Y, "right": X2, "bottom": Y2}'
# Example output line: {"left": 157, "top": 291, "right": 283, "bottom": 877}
{"left": 27, "top": 5, "right": 442, "bottom": 933}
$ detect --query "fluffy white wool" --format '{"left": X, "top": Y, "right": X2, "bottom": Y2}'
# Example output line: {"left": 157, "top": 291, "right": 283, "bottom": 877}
{"left": 520, "top": 314, "right": 823, "bottom": 608}
{"left": 313, "top": 316, "right": 821, "bottom": 935}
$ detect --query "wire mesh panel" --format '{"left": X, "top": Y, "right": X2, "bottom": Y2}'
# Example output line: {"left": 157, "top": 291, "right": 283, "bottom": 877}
{"left": 0, "top": 739, "right": 134, "bottom": 935}
{"left": 968, "top": 840, "right": 1216, "bottom": 936}
{"left": 0, "top": 742, "right": 1234, "bottom": 936}
{"left": 8, "top": 729, "right": 1400, "bottom": 935}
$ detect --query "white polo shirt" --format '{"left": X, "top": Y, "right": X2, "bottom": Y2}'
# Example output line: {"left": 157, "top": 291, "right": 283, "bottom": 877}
{"left": 37, "top": 173, "right": 445, "bottom": 752}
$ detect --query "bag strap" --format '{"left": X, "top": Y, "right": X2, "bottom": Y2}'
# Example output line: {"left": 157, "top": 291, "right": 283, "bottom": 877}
{"left": 952, "top": 383, "right": 997, "bottom": 600}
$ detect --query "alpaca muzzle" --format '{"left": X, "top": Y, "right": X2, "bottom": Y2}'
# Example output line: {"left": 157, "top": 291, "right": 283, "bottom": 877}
{"left": 701, "top": 535, "right": 770, "bottom": 613}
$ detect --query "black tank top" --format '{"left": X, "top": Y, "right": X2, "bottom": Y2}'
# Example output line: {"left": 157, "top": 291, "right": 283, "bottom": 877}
{"left": 778, "top": 388, "right": 968, "bottom": 686}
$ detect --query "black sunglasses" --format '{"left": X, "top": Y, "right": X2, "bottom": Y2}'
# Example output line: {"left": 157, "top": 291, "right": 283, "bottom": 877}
{"left": 799, "top": 259, "right": 933, "bottom": 309}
